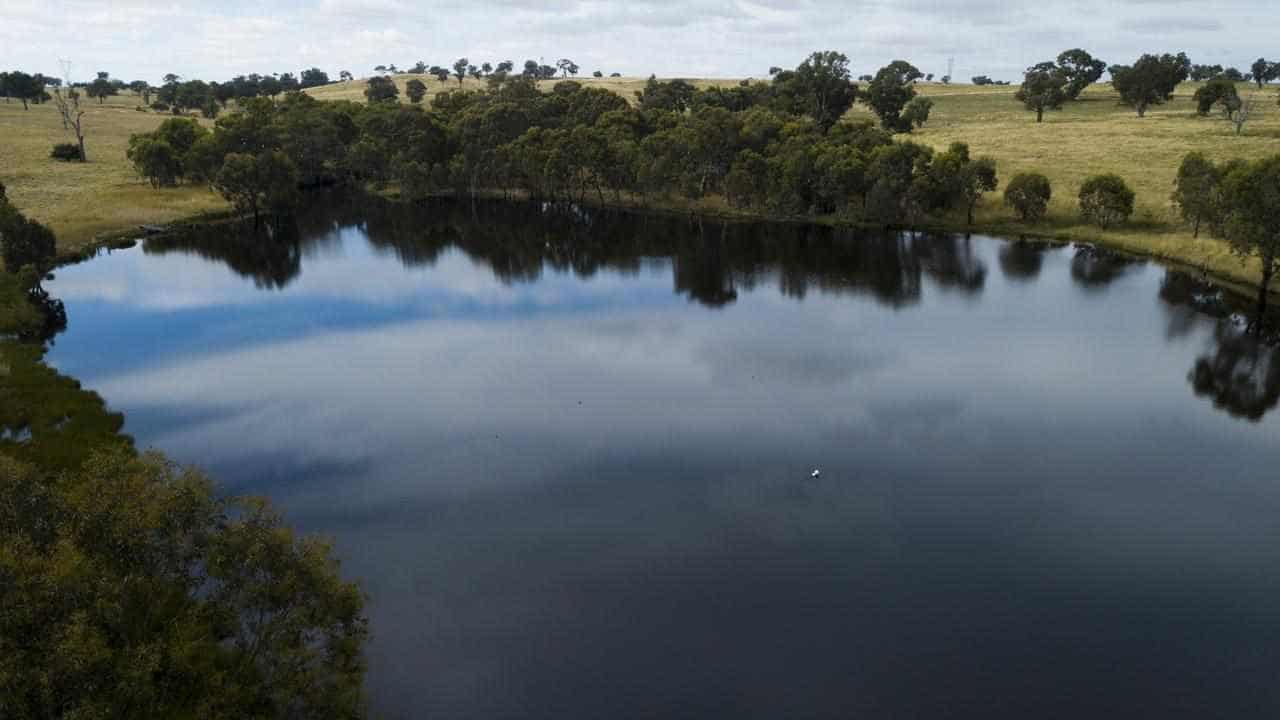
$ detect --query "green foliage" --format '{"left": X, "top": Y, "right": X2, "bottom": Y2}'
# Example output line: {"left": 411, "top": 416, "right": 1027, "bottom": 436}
{"left": 1171, "top": 152, "right": 1222, "bottom": 237}
{"left": 1078, "top": 174, "right": 1135, "bottom": 228}
{"left": 772, "top": 51, "right": 860, "bottom": 131}
{"left": 634, "top": 75, "right": 697, "bottom": 113}
{"left": 126, "top": 118, "right": 211, "bottom": 187}
{"left": 364, "top": 76, "right": 398, "bottom": 103}
{"left": 214, "top": 151, "right": 301, "bottom": 223}
{"left": 863, "top": 60, "right": 923, "bottom": 133}
{"left": 300, "top": 67, "right": 331, "bottom": 89}
{"left": 1250, "top": 58, "right": 1278, "bottom": 88}
{"left": 1193, "top": 76, "right": 1239, "bottom": 115}
{"left": 1004, "top": 172, "right": 1052, "bottom": 222}
{"left": 902, "top": 96, "right": 933, "bottom": 128}
{"left": 1216, "top": 156, "right": 1280, "bottom": 300}
{"left": 0, "top": 449, "right": 368, "bottom": 718}
{"left": 1054, "top": 49, "right": 1108, "bottom": 100}
{"left": 86, "top": 72, "right": 118, "bottom": 104}
{"left": 1109, "top": 52, "right": 1191, "bottom": 117}
{"left": 1015, "top": 69, "right": 1067, "bottom": 122}
{"left": 127, "top": 137, "right": 182, "bottom": 187}
{"left": 0, "top": 199, "right": 57, "bottom": 271}
{"left": 2, "top": 70, "right": 45, "bottom": 109}
{"left": 405, "top": 78, "right": 427, "bottom": 104}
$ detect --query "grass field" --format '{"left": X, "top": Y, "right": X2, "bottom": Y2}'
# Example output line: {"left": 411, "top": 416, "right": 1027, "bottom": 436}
{"left": 0, "top": 95, "right": 226, "bottom": 254}
{"left": 3, "top": 78, "right": 1279, "bottom": 287}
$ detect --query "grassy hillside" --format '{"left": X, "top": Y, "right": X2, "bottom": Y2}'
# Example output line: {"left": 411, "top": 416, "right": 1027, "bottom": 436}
{"left": 904, "top": 82, "right": 1280, "bottom": 281}
{"left": 302, "top": 73, "right": 738, "bottom": 105}
{"left": 3, "top": 78, "right": 1279, "bottom": 287}
{"left": 0, "top": 95, "right": 226, "bottom": 253}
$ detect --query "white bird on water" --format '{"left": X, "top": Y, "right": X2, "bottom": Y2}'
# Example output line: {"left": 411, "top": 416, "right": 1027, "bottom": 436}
{"left": 811, "top": 469, "right": 821, "bottom": 479}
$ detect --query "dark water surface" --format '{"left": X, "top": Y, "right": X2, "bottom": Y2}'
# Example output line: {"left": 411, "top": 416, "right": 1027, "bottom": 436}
{"left": 45, "top": 198, "right": 1280, "bottom": 718}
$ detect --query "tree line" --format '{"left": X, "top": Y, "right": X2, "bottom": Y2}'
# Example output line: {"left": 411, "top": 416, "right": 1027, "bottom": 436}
{"left": 115, "top": 48, "right": 1280, "bottom": 302}
{"left": 1015, "top": 50, "right": 1280, "bottom": 127}
{"left": 1, "top": 67, "right": 335, "bottom": 116}
{"left": 127, "top": 52, "right": 999, "bottom": 231}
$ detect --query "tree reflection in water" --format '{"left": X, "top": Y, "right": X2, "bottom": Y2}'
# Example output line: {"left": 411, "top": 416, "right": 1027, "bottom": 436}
{"left": 142, "top": 193, "right": 990, "bottom": 311}
{"left": 140, "top": 194, "right": 1280, "bottom": 422}
{"left": 1160, "top": 270, "right": 1280, "bottom": 421}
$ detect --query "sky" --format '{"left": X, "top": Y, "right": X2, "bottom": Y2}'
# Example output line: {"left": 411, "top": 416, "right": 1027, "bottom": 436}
{"left": 2, "top": 0, "right": 1275, "bottom": 85}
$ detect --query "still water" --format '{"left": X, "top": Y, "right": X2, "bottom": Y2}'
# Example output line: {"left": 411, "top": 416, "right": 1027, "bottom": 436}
{"left": 45, "top": 197, "right": 1280, "bottom": 718}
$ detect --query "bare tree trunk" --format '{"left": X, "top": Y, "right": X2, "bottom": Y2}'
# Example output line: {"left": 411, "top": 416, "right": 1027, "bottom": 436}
{"left": 1036, "top": 107, "right": 1043, "bottom": 123}
{"left": 1258, "top": 261, "right": 1274, "bottom": 334}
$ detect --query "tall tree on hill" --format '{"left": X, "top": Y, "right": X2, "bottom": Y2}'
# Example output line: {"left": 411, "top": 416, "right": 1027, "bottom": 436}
{"left": 453, "top": 58, "right": 469, "bottom": 86}
{"left": 300, "top": 67, "right": 330, "bottom": 88}
{"left": 1015, "top": 68, "right": 1067, "bottom": 122}
{"left": 1250, "top": 58, "right": 1274, "bottom": 88}
{"left": 364, "top": 75, "right": 399, "bottom": 103}
{"left": 339, "top": 70, "right": 353, "bottom": 82}
{"left": 1054, "top": 48, "right": 1107, "bottom": 99}
{"left": 4, "top": 71, "right": 44, "bottom": 109}
{"left": 863, "top": 60, "right": 922, "bottom": 132}
{"left": 1190, "top": 64, "right": 1225, "bottom": 81}
{"left": 86, "top": 71, "right": 117, "bottom": 103}
{"left": 405, "top": 78, "right": 427, "bottom": 104}
{"left": 557, "top": 58, "right": 580, "bottom": 79}
{"left": 127, "top": 79, "right": 150, "bottom": 103}
{"left": 773, "top": 51, "right": 859, "bottom": 131}
{"left": 1109, "top": 52, "right": 1191, "bottom": 117}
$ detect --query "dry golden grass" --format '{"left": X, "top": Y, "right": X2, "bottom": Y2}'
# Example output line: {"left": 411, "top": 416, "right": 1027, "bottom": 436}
{"left": 903, "top": 82, "right": 1280, "bottom": 285}
{"left": 0, "top": 93, "right": 226, "bottom": 256}
{"left": 302, "top": 73, "right": 740, "bottom": 105}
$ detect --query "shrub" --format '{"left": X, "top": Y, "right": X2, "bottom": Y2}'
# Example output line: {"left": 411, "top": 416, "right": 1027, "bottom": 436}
{"left": 150, "top": 101, "right": 169, "bottom": 112}
{"left": 902, "top": 97, "right": 934, "bottom": 128}
{"left": 49, "top": 143, "right": 83, "bottom": 162}
{"left": 126, "top": 137, "right": 181, "bottom": 187}
{"left": 1004, "top": 172, "right": 1052, "bottom": 222}
{"left": 1078, "top": 174, "right": 1135, "bottom": 229}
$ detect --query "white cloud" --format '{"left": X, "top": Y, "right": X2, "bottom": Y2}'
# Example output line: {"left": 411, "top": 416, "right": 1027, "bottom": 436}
{"left": 3, "top": 1, "right": 1275, "bottom": 84}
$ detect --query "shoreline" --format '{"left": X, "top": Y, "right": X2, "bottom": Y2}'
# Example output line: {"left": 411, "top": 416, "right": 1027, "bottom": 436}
{"left": 53, "top": 189, "right": 1276, "bottom": 304}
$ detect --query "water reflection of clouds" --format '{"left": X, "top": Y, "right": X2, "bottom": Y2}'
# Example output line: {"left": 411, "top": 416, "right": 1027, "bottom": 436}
{"left": 54, "top": 245, "right": 667, "bottom": 312}
{"left": 40, "top": 207, "right": 1280, "bottom": 718}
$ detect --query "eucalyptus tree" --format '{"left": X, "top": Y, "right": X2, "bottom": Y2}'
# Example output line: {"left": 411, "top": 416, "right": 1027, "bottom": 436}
{"left": 771, "top": 51, "right": 859, "bottom": 131}
{"left": 863, "top": 60, "right": 922, "bottom": 132}
{"left": 1171, "top": 152, "right": 1220, "bottom": 238}
{"left": 405, "top": 78, "right": 427, "bottom": 104}
{"left": 364, "top": 75, "right": 399, "bottom": 103}
{"left": 1217, "top": 156, "right": 1280, "bottom": 317}
{"left": 1109, "top": 53, "right": 1191, "bottom": 117}
{"left": 1015, "top": 68, "right": 1067, "bottom": 122}
{"left": 86, "top": 71, "right": 117, "bottom": 103}
{"left": 1250, "top": 58, "right": 1276, "bottom": 88}
{"left": 1053, "top": 48, "right": 1107, "bottom": 99}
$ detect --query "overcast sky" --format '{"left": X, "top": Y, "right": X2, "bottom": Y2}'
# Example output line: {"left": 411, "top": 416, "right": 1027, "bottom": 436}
{"left": 2, "top": 0, "right": 1274, "bottom": 84}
